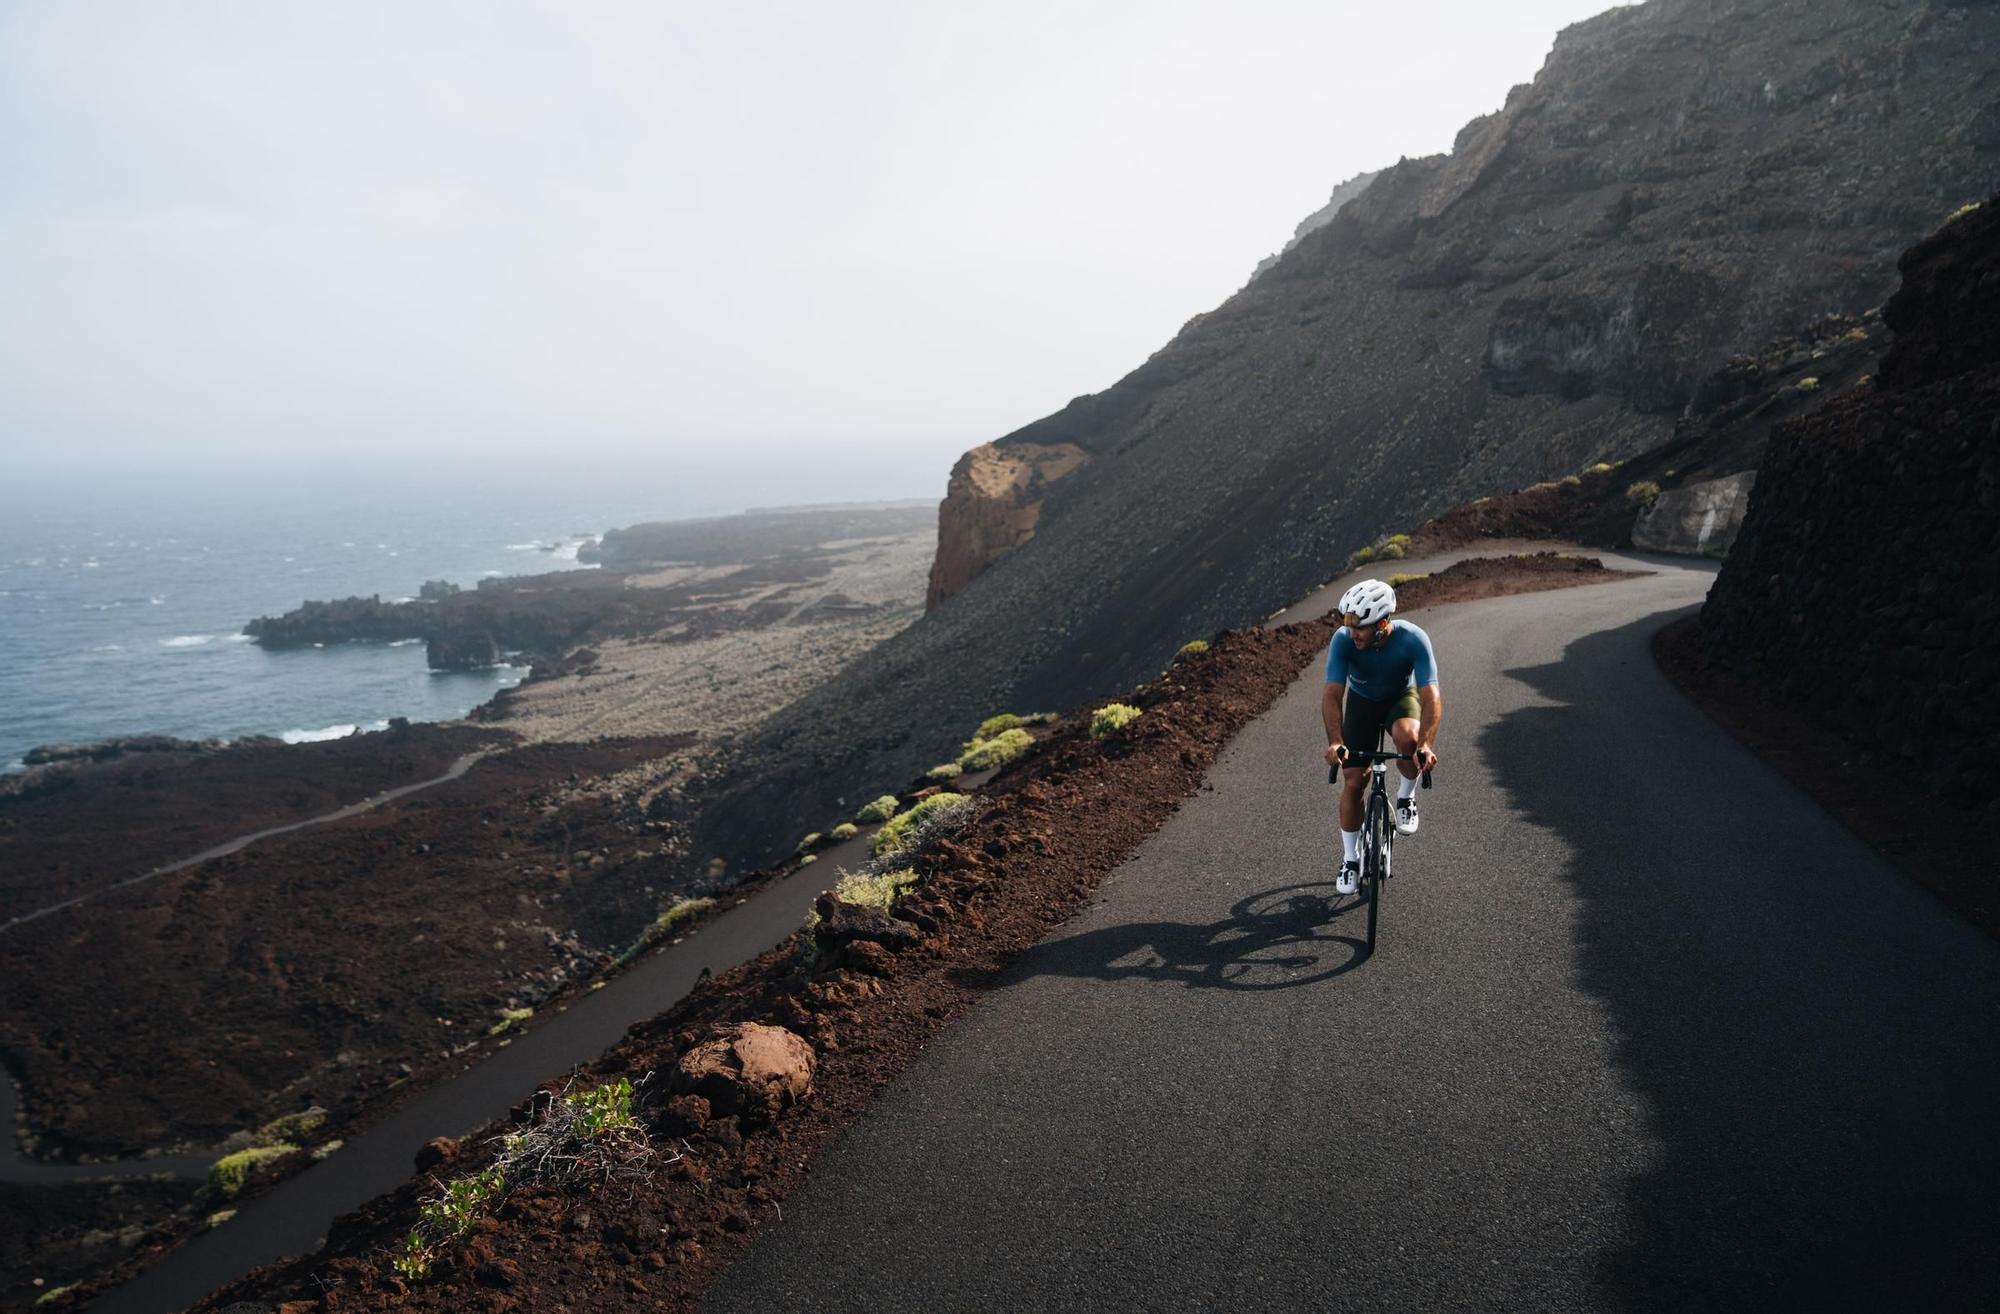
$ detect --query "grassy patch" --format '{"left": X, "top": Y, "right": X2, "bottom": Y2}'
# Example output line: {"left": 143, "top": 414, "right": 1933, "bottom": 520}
{"left": 959, "top": 726, "right": 1033, "bottom": 771}
{"left": 1386, "top": 573, "right": 1428, "bottom": 587}
{"left": 1585, "top": 462, "right": 1614, "bottom": 475}
{"left": 1175, "top": 639, "right": 1209, "bottom": 660}
{"left": 854, "top": 794, "right": 900, "bottom": 824}
{"left": 1946, "top": 200, "right": 1982, "bottom": 225}
{"left": 1626, "top": 480, "right": 1662, "bottom": 509}
{"left": 1796, "top": 376, "right": 1820, "bottom": 391}
{"left": 974, "top": 712, "right": 1024, "bottom": 739}
{"left": 205, "top": 1144, "right": 296, "bottom": 1201}
{"left": 254, "top": 1107, "right": 325, "bottom": 1146}
{"left": 872, "top": 793, "right": 972, "bottom": 856}
{"left": 796, "top": 831, "right": 821, "bottom": 852}
{"left": 1090, "top": 703, "right": 1143, "bottom": 739}
{"left": 925, "top": 762, "right": 964, "bottom": 781}
{"left": 835, "top": 867, "right": 920, "bottom": 909}
{"left": 829, "top": 822, "right": 859, "bottom": 840}
{"left": 487, "top": 1006, "right": 534, "bottom": 1037}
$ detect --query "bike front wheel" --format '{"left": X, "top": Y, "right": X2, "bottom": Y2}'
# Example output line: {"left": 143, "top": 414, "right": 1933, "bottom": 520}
{"left": 1363, "top": 795, "right": 1385, "bottom": 951}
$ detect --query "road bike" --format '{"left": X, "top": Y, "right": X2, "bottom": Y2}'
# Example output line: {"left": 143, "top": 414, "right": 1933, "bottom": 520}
{"left": 1328, "top": 737, "right": 1432, "bottom": 952}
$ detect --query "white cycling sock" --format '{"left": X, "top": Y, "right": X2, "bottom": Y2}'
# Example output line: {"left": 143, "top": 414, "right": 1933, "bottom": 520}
{"left": 1341, "top": 829, "right": 1359, "bottom": 861}
{"left": 1397, "top": 772, "right": 1419, "bottom": 800}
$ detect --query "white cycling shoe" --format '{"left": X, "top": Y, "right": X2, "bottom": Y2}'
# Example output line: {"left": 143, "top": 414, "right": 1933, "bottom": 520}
{"left": 1393, "top": 795, "right": 1419, "bottom": 835}
{"left": 1335, "top": 859, "right": 1361, "bottom": 896}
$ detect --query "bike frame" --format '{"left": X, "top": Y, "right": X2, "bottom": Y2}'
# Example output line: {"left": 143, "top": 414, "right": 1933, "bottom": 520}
{"left": 1328, "top": 735, "right": 1432, "bottom": 951}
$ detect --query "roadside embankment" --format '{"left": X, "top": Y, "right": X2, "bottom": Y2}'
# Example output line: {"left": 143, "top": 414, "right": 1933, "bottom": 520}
{"left": 173, "top": 555, "right": 1635, "bottom": 1314}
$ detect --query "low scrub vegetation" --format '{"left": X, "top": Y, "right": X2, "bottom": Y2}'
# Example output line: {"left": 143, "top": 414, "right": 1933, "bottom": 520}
{"left": 958, "top": 726, "right": 1033, "bottom": 771}
{"left": 1175, "top": 639, "right": 1209, "bottom": 660}
{"left": 614, "top": 896, "right": 717, "bottom": 967}
{"left": 925, "top": 762, "right": 964, "bottom": 781}
{"left": 487, "top": 1006, "right": 534, "bottom": 1037}
{"left": 974, "top": 712, "right": 1024, "bottom": 738}
{"left": 396, "top": 1075, "right": 654, "bottom": 1282}
{"left": 204, "top": 1144, "right": 296, "bottom": 1202}
{"left": 1626, "top": 480, "right": 1662, "bottom": 509}
{"left": 835, "top": 867, "right": 919, "bottom": 909}
{"left": 853, "top": 794, "right": 900, "bottom": 824}
{"left": 796, "top": 831, "right": 821, "bottom": 852}
{"left": 829, "top": 822, "right": 858, "bottom": 840}
{"left": 872, "top": 792, "right": 973, "bottom": 856}
{"left": 1386, "top": 573, "right": 1427, "bottom": 587}
{"left": 1090, "top": 703, "right": 1143, "bottom": 739}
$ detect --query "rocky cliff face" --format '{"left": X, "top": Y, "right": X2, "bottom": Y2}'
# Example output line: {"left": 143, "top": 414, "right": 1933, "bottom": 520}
{"left": 1250, "top": 169, "right": 1382, "bottom": 282}
{"left": 1702, "top": 193, "right": 2000, "bottom": 817}
{"left": 925, "top": 441, "right": 1088, "bottom": 610}
{"left": 687, "top": 0, "right": 2000, "bottom": 873}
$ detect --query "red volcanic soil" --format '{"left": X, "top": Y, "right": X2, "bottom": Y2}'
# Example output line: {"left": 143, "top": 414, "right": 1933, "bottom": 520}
{"left": 190, "top": 556, "right": 1634, "bottom": 1314}
{"left": 0, "top": 733, "right": 698, "bottom": 1162}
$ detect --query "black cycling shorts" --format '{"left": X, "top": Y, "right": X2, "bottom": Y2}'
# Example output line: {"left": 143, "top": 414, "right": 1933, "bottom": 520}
{"left": 1341, "top": 686, "right": 1422, "bottom": 752}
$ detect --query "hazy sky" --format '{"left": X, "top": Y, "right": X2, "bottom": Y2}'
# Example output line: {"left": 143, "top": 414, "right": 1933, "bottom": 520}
{"left": 1, "top": 1, "right": 1629, "bottom": 491}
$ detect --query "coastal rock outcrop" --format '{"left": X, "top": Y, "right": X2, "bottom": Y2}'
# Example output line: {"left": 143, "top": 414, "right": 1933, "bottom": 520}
{"left": 1701, "top": 193, "right": 2000, "bottom": 816}
{"left": 926, "top": 441, "right": 1087, "bottom": 610}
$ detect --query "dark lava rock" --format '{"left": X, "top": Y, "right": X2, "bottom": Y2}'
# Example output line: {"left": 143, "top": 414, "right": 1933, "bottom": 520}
{"left": 427, "top": 630, "right": 501, "bottom": 671}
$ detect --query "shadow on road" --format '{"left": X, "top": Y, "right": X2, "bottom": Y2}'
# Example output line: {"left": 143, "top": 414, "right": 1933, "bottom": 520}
{"left": 973, "top": 880, "right": 1372, "bottom": 992}
{"left": 1482, "top": 612, "right": 2000, "bottom": 1312}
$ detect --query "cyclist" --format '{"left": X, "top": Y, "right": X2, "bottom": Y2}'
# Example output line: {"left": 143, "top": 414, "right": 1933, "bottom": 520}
{"left": 1321, "top": 578, "right": 1442, "bottom": 894}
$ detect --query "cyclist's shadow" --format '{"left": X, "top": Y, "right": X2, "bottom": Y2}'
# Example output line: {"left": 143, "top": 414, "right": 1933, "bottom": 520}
{"left": 989, "top": 881, "right": 1372, "bottom": 992}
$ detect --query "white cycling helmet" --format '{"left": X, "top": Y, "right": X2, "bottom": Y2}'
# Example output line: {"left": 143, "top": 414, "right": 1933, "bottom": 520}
{"left": 1337, "top": 578, "right": 1397, "bottom": 624}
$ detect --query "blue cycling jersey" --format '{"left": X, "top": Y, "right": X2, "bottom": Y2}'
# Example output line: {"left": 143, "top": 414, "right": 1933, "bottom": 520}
{"left": 1324, "top": 619, "right": 1439, "bottom": 700}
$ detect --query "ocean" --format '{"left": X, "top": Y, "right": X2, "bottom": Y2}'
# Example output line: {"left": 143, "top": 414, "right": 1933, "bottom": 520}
{"left": 0, "top": 459, "right": 934, "bottom": 771}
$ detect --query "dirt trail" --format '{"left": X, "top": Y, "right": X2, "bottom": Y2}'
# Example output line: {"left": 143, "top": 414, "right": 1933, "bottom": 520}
{"left": 0, "top": 748, "right": 497, "bottom": 935}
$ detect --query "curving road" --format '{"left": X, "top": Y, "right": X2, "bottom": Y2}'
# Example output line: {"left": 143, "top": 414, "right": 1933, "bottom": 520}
{"left": 707, "top": 554, "right": 2000, "bottom": 1312}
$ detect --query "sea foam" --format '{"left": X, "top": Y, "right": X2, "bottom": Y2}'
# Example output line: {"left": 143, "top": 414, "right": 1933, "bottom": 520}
{"left": 161, "top": 634, "right": 213, "bottom": 648}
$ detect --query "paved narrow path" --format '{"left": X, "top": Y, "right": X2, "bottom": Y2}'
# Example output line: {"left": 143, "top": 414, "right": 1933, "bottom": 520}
{"left": 707, "top": 557, "right": 2000, "bottom": 1312}
{"left": 1, "top": 749, "right": 498, "bottom": 935}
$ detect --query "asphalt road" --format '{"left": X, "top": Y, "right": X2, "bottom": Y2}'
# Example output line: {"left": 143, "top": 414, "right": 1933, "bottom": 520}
{"left": 707, "top": 557, "right": 2000, "bottom": 1312}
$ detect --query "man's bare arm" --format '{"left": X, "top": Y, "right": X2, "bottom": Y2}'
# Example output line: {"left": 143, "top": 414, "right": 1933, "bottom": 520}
{"left": 1322, "top": 681, "right": 1346, "bottom": 744}
{"left": 1415, "top": 684, "right": 1443, "bottom": 764}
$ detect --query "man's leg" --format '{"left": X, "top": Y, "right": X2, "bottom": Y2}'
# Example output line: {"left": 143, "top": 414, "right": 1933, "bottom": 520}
{"left": 1389, "top": 717, "right": 1422, "bottom": 787}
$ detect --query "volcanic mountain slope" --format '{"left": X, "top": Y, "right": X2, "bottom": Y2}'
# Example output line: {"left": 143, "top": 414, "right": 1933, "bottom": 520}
{"left": 686, "top": 0, "right": 2000, "bottom": 870}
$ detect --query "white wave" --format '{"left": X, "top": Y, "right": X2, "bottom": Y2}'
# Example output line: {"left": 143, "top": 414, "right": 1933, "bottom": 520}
{"left": 282, "top": 723, "right": 358, "bottom": 744}
{"left": 389, "top": 637, "right": 423, "bottom": 647}
{"left": 392, "top": 595, "right": 415, "bottom": 603}
{"left": 551, "top": 539, "right": 584, "bottom": 561}
{"left": 161, "top": 634, "right": 213, "bottom": 648}
{"left": 227, "top": 633, "right": 254, "bottom": 643}
{"left": 481, "top": 570, "right": 503, "bottom": 577}
{"left": 149, "top": 595, "right": 165, "bottom": 605}
{"left": 504, "top": 542, "right": 540, "bottom": 551}
{"left": 89, "top": 643, "right": 125, "bottom": 652}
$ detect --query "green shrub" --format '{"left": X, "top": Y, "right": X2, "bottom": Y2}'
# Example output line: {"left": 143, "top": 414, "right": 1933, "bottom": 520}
{"left": 1175, "top": 639, "right": 1209, "bottom": 660}
{"left": 35, "top": 1285, "right": 76, "bottom": 1306}
{"left": 974, "top": 712, "right": 1024, "bottom": 739}
{"left": 1376, "top": 541, "right": 1407, "bottom": 560}
{"left": 1838, "top": 326, "right": 1869, "bottom": 346}
{"left": 1090, "top": 703, "right": 1143, "bottom": 740}
{"left": 1559, "top": 474, "right": 1581, "bottom": 487}
{"left": 254, "top": 1107, "right": 326, "bottom": 1147}
{"left": 959, "top": 727, "right": 1033, "bottom": 770}
{"left": 1796, "top": 376, "right": 1820, "bottom": 391}
{"left": 206, "top": 1144, "right": 296, "bottom": 1200}
{"left": 1585, "top": 462, "right": 1614, "bottom": 475}
{"left": 836, "top": 867, "right": 920, "bottom": 910}
{"left": 796, "top": 831, "right": 821, "bottom": 852}
{"left": 487, "top": 1007, "right": 534, "bottom": 1037}
{"left": 799, "top": 852, "right": 818, "bottom": 865}
{"left": 854, "top": 794, "right": 900, "bottom": 824}
{"left": 1626, "top": 480, "right": 1662, "bottom": 509}
{"left": 1946, "top": 200, "right": 1982, "bottom": 225}
{"left": 1353, "top": 545, "right": 1377, "bottom": 565}
{"left": 925, "top": 762, "right": 964, "bottom": 781}
{"left": 872, "top": 793, "right": 972, "bottom": 856}
{"left": 614, "top": 896, "right": 717, "bottom": 967}
{"left": 566, "top": 1077, "right": 639, "bottom": 1138}
{"left": 829, "top": 822, "right": 859, "bottom": 840}
{"left": 1386, "top": 573, "right": 1428, "bottom": 587}
{"left": 1383, "top": 534, "right": 1412, "bottom": 550}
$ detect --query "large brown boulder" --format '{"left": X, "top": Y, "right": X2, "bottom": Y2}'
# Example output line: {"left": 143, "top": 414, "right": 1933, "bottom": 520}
{"left": 674, "top": 1023, "right": 814, "bottom": 1121}
{"left": 926, "top": 441, "right": 1087, "bottom": 610}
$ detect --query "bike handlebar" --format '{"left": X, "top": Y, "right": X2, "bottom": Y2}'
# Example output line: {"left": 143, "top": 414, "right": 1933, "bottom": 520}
{"left": 1328, "top": 751, "right": 1434, "bottom": 788}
